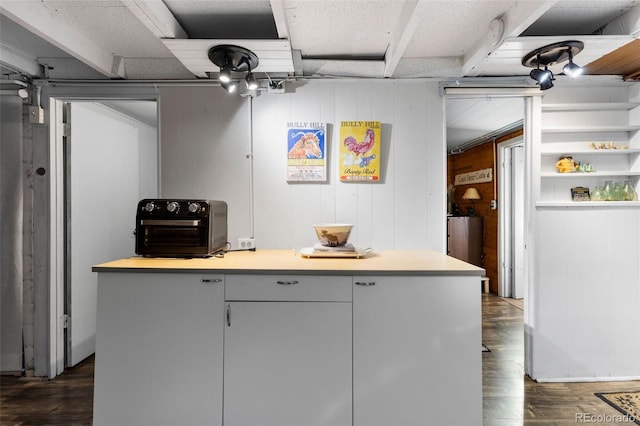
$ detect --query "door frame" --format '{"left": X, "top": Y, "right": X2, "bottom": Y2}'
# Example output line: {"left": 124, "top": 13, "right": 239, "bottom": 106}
{"left": 444, "top": 86, "right": 542, "bottom": 378}
{"left": 497, "top": 136, "right": 524, "bottom": 298}
{"left": 46, "top": 87, "right": 159, "bottom": 378}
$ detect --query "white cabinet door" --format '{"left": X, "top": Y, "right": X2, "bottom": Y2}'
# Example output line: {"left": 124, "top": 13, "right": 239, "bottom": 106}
{"left": 353, "top": 276, "right": 482, "bottom": 426}
{"left": 93, "top": 273, "right": 224, "bottom": 426}
{"left": 224, "top": 301, "right": 352, "bottom": 426}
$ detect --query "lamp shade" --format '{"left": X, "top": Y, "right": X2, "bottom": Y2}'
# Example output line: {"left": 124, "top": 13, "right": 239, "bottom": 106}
{"left": 462, "top": 187, "right": 481, "bottom": 200}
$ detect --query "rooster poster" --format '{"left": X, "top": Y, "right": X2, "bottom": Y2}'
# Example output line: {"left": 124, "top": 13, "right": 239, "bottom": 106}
{"left": 286, "top": 122, "right": 327, "bottom": 182}
{"left": 339, "top": 121, "right": 381, "bottom": 181}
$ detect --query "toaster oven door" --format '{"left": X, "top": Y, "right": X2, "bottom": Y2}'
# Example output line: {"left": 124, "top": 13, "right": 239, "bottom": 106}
{"left": 137, "top": 219, "right": 209, "bottom": 256}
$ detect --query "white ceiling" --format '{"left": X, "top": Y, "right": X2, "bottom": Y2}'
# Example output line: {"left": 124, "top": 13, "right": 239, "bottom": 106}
{"left": 1, "top": 0, "right": 639, "bottom": 148}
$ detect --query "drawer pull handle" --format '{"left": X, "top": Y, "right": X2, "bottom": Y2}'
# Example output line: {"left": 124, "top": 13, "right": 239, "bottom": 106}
{"left": 226, "top": 305, "right": 231, "bottom": 327}
{"left": 355, "top": 281, "right": 376, "bottom": 286}
{"left": 276, "top": 280, "right": 299, "bottom": 285}
{"left": 201, "top": 278, "right": 222, "bottom": 283}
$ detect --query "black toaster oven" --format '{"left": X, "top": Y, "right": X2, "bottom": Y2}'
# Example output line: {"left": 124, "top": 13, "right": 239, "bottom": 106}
{"left": 135, "top": 199, "right": 228, "bottom": 257}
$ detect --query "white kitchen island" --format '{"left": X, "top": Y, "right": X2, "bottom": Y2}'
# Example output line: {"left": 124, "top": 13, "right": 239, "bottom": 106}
{"left": 92, "top": 250, "right": 484, "bottom": 426}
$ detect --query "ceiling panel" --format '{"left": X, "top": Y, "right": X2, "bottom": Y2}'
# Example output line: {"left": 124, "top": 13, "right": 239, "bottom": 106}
{"left": 284, "top": 0, "right": 404, "bottom": 58}
{"left": 404, "top": 1, "right": 517, "bottom": 58}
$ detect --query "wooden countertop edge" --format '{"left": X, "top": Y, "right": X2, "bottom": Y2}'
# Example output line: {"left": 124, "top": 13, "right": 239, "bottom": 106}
{"left": 91, "top": 266, "right": 484, "bottom": 276}
{"left": 92, "top": 249, "right": 485, "bottom": 276}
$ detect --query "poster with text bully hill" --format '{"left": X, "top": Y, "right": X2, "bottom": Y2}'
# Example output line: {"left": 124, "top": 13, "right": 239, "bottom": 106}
{"left": 286, "top": 122, "right": 327, "bottom": 182}
{"left": 339, "top": 121, "right": 381, "bottom": 182}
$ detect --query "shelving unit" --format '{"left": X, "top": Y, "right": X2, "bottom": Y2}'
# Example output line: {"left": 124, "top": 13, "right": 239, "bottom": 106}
{"left": 537, "top": 101, "right": 640, "bottom": 207}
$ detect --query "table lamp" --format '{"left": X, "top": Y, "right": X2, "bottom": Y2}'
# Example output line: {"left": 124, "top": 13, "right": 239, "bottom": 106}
{"left": 462, "top": 187, "right": 481, "bottom": 216}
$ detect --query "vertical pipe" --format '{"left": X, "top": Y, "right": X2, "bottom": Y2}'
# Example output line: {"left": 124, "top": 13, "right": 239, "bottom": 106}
{"left": 248, "top": 96, "right": 255, "bottom": 238}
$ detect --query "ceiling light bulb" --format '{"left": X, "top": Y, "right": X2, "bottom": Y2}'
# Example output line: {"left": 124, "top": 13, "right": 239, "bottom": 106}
{"left": 539, "top": 68, "right": 554, "bottom": 90}
{"left": 218, "top": 64, "right": 232, "bottom": 83}
{"left": 221, "top": 80, "right": 237, "bottom": 94}
{"left": 245, "top": 72, "right": 258, "bottom": 90}
{"left": 563, "top": 61, "right": 583, "bottom": 78}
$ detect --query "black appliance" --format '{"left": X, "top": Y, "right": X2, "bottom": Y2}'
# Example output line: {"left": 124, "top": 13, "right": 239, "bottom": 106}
{"left": 135, "top": 199, "right": 228, "bottom": 257}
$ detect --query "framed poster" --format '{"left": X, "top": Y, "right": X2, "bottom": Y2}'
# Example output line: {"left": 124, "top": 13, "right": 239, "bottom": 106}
{"left": 339, "top": 121, "right": 381, "bottom": 181}
{"left": 286, "top": 122, "right": 327, "bottom": 182}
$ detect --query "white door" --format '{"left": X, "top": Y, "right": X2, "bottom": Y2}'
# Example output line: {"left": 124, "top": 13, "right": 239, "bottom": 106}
{"left": 224, "top": 301, "right": 352, "bottom": 426}
{"left": 66, "top": 102, "right": 152, "bottom": 366}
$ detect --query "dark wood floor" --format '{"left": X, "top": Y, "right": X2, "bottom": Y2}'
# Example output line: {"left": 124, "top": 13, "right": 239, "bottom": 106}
{"left": 1, "top": 294, "right": 639, "bottom": 425}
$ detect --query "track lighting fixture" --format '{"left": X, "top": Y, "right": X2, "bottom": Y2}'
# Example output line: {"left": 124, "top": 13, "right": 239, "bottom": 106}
{"left": 208, "top": 44, "right": 259, "bottom": 94}
{"left": 522, "top": 40, "right": 584, "bottom": 90}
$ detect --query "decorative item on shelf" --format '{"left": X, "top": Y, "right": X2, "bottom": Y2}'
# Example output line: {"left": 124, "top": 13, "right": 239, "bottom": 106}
{"left": 612, "top": 182, "right": 623, "bottom": 201}
{"left": 571, "top": 187, "right": 590, "bottom": 202}
{"left": 576, "top": 162, "right": 595, "bottom": 173}
{"left": 589, "top": 142, "right": 630, "bottom": 150}
{"left": 556, "top": 156, "right": 578, "bottom": 173}
{"left": 462, "top": 187, "right": 481, "bottom": 216}
{"left": 622, "top": 180, "right": 638, "bottom": 201}
{"left": 590, "top": 186, "right": 604, "bottom": 201}
{"left": 602, "top": 180, "right": 613, "bottom": 201}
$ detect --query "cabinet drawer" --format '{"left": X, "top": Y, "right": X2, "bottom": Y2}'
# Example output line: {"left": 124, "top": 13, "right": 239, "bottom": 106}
{"left": 225, "top": 275, "right": 352, "bottom": 302}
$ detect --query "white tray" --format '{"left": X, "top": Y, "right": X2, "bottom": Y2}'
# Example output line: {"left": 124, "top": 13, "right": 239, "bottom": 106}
{"left": 298, "top": 247, "right": 372, "bottom": 258}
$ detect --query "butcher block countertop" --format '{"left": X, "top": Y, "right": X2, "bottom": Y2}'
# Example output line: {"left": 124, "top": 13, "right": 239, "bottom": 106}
{"left": 93, "top": 249, "right": 485, "bottom": 276}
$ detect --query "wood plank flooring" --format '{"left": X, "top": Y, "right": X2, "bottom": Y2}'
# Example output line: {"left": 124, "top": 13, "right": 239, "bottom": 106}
{"left": 1, "top": 294, "right": 639, "bottom": 425}
{"left": 482, "top": 293, "right": 640, "bottom": 425}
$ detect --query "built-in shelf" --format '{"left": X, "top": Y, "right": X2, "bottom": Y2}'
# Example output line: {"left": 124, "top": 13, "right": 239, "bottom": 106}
{"left": 542, "top": 102, "right": 640, "bottom": 112}
{"left": 536, "top": 201, "right": 640, "bottom": 208}
{"left": 540, "top": 171, "right": 640, "bottom": 178}
{"left": 538, "top": 97, "right": 640, "bottom": 206}
{"left": 542, "top": 125, "right": 640, "bottom": 133}
{"left": 541, "top": 148, "right": 640, "bottom": 155}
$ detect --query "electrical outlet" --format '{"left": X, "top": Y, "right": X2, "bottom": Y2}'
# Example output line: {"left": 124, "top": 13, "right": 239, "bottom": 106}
{"left": 267, "top": 82, "right": 285, "bottom": 94}
{"left": 238, "top": 238, "right": 256, "bottom": 250}
{"left": 490, "top": 200, "right": 497, "bottom": 210}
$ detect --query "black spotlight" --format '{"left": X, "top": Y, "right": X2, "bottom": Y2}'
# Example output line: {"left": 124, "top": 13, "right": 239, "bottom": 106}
{"left": 530, "top": 67, "right": 554, "bottom": 90}
{"left": 208, "top": 45, "right": 259, "bottom": 94}
{"left": 562, "top": 49, "right": 583, "bottom": 78}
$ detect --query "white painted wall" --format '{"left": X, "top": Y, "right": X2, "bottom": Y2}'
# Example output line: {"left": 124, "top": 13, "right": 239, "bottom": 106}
{"left": 159, "top": 80, "right": 446, "bottom": 251}
{"left": 159, "top": 86, "right": 253, "bottom": 246}
{"left": 69, "top": 102, "right": 157, "bottom": 366}
{"left": 529, "top": 83, "right": 640, "bottom": 381}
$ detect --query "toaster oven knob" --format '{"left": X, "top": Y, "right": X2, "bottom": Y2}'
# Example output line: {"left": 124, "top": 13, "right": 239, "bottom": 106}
{"left": 144, "top": 202, "right": 156, "bottom": 212}
{"left": 188, "top": 202, "right": 201, "bottom": 213}
{"left": 167, "top": 201, "right": 180, "bottom": 213}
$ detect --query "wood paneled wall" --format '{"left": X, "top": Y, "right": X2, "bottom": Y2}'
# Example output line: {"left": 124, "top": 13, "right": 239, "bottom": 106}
{"left": 447, "top": 129, "right": 523, "bottom": 294}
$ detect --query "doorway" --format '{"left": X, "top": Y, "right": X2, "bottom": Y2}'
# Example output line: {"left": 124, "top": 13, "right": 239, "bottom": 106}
{"left": 52, "top": 100, "right": 158, "bottom": 373}
{"left": 445, "top": 91, "right": 527, "bottom": 297}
